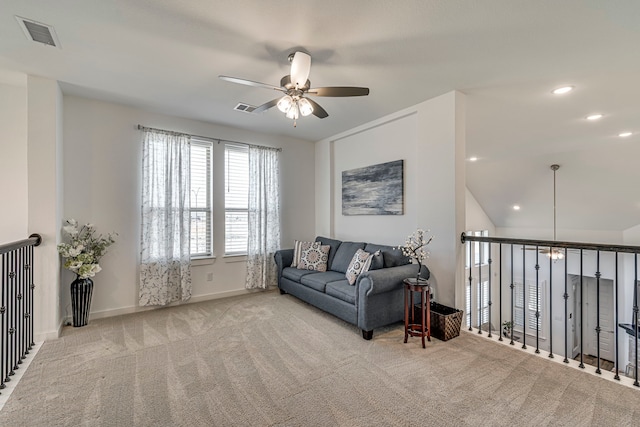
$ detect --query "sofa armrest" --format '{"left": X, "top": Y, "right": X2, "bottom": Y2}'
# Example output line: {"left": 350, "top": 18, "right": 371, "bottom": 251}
{"left": 274, "top": 249, "right": 294, "bottom": 286}
{"left": 357, "top": 263, "right": 420, "bottom": 297}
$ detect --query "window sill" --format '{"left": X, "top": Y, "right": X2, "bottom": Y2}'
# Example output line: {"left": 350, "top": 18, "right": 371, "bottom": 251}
{"left": 224, "top": 254, "right": 247, "bottom": 263}
{"left": 191, "top": 256, "right": 216, "bottom": 266}
{"left": 512, "top": 328, "right": 546, "bottom": 341}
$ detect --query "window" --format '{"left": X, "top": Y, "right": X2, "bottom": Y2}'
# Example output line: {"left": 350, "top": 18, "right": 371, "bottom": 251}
{"left": 514, "top": 279, "right": 545, "bottom": 335}
{"left": 224, "top": 144, "right": 249, "bottom": 255}
{"left": 190, "top": 139, "right": 213, "bottom": 257}
{"left": 466, "top": 279, "right": 489, "bottom": 329}
{"left": 465, "top": 230, "right": 489, "bottom": 268}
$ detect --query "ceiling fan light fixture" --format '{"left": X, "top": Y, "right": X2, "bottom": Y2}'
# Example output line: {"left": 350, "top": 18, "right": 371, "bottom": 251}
{"left": 547, "top": 249, "right": 564, "bottom": 260}
{"left": 285, "top": 102, "right": 299, "bottom": 120}
{"left": 298, "top": 98, "right": 314, "bottom": 117}
{"left": 277, "top": 95, "right": 294, "bottom": 113}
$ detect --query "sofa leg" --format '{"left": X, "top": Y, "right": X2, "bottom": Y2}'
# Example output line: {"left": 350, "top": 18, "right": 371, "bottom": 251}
{"left": 279, "top": 288, "right": 287, "bottom": 295}
{"left": 362, "top": 330, "right": 373, "bottom": 340}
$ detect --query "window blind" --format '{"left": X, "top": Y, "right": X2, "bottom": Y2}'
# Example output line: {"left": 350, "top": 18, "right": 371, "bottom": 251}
{"left": 225, "top": 144, "right": 249, "bottom": 255}
{"left": 190, "top": 139, "right": 212, "bottom": 257}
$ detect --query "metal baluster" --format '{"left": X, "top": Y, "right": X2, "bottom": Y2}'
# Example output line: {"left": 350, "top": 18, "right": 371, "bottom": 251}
{"left": 510, "top": 245, "right": 515, "bottom": 345}
{"left": 468, "top": 241, "right": 473, "bottom": 331}
{"left": 18, "top": 246, "right": 25, "bottom": 366}
{"left": 28, "top": 245, "right": 34, "bottom": 349}
{"left": 579, "top": 250, "right": 585, "bottom": 369}
{"left": 635, "top": 254, "right": 639, "bottom": 387}
{"left": 614, "top": 252, "right": 620, "bottom": 380}
{"left": 548, "top": 245, "right": 554, "bottom": 358}
{"left": 0, "top": 253, "right": 5, "bottom": 391}
{"left": 7, "top": 250, "right": 15, "bottom": 378}
{"left": 563, "top": 249, "right": 569, "bottom": 363}
{"left": 478, "top": 241, "right": 483, "bottom": 335}
{"left": 12, "top": 248, "right": 19, "bottom": 372}
{"left": 488, "top": 244, "right": 493, "bottom": 338}
{"left": 498, "top": 244, "right": 503, "bottom": 342}
{"left": 522, "top": 245, "right": 527, "bottom": 350}
{"left": 535, "top": 246, "right": 540, "bottom": 354}
{"left": 595, "top": 250, "right": 601, "bottom": 374}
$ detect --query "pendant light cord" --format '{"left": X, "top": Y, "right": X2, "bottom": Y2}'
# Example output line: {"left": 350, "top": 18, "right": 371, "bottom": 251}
{"left": 551, "top": 164, "right": 560, "bottom": 241}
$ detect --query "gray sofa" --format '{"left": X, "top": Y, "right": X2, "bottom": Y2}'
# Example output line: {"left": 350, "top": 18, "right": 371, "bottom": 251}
{"left": 274, "top": 236, "right": 429, "bottom": 340}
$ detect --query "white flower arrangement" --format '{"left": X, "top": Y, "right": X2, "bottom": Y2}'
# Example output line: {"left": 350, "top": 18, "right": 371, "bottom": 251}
{"left": 396, "top": 229, "right": 433, "bottom": 281}
{"left": 57, "top": 219, "right": 116, "bottom": 279}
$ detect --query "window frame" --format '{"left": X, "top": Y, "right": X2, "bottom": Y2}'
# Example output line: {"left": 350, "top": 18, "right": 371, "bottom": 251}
{"left": 189, "top": 138, "right": 213, "bottom": 259}
{"left": 224, "top": 143, "right": 249, "bottom": 256}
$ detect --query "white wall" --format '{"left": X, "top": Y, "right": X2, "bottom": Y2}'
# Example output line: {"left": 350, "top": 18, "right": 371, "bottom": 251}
{"left": 0, "top": 82, "right": 28, "bottom": 242}
{"left": 466, "top": 188, "right": 495, "bottom": 234}
{"left": 27, "top": 76, "right": 64, "bottom": 340}
{"left": 62, "top": 96, "right": 315, "bottom": 321}
{"left": 315, "top": 91, "right": 466, "bottom": 307}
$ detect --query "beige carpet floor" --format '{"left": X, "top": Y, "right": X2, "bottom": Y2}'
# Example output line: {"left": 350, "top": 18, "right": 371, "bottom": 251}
{"left": 1, "top": 290, "right": 640, "bottom": 426}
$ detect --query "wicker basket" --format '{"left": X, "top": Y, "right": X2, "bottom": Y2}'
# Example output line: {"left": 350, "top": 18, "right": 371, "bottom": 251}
{"left": 430, "top": 302, "right": 463, "bottom": 341}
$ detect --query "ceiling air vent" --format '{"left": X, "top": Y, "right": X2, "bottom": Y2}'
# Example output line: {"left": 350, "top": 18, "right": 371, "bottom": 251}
{"left": 16, "top": 16, "right": 61, "bottom": 48}
{"left": 234, "top": 103, "right": 256, "bottom": 113}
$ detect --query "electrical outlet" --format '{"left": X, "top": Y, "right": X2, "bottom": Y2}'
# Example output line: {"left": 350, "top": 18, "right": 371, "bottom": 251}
{"left": 207, "top": 272, "right": 213, "bottom": 282}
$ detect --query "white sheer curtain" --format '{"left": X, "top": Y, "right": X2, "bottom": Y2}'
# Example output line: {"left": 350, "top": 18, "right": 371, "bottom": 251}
{"left": 139, "top": 128, "right": 192, "bottom": 306}
{"left": 246, "top": 145, "right": 281, "bottom": 289}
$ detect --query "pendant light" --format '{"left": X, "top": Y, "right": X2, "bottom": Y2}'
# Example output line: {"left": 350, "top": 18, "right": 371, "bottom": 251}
{"left": 548, "top": 164, "right": 564, "bottom": 260}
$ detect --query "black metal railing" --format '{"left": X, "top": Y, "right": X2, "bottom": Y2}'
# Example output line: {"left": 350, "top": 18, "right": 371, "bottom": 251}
{"left": 461, "top": 232, "right": 640, "bottom": 386}
{"left": 0, "top": 234, "right": 41, "bottom": 394}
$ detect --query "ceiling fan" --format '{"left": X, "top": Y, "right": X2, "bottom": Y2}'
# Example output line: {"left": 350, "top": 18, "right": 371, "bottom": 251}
{"left": 219, "top": 51, "right": 369, "bottom": 126}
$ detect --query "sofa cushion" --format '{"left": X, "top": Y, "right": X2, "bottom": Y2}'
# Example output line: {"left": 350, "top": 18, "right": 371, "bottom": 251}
{"left": 383, "top": 248, "right": 411, "bottom": 268}
{"left": 330, "top": 241, "right": 366, "bottom": 273}
{"left": 345, "top": 249, "right": 373, "bottom": 285}
{"left": 326, "top": 280, "right": 356, "bottom": 304}
{"left": 363, "top": 244, "right": 393, "bottom": 270}
{"left": 291, "top": 240, "right": 320, "bottom": 267}
{"left": 282, "top": 267, "right": 316, "bottom": 282}
{"left": 298, "top": 244, "right": 330, "bottom": 272}
{"left": 315, "top": 236, "right": 342, "bottom": 270}
{"left": 300, "top": 271, "right": 347, "bottom": 293}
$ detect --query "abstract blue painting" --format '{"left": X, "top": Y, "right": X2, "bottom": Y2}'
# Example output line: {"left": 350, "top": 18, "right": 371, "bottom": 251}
{"left": 342, "top": 160, "right": 404, "bottom": 215}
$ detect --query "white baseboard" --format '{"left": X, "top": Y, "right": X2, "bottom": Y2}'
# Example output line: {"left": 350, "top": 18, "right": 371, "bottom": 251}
{"left": 35, "top": 319, "right": 64, "bottom": 342}
{"left": 61, "top": 288, "right": 273, "bottom": 326}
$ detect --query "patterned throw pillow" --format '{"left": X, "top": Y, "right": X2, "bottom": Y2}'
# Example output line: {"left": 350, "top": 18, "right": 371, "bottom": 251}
{"left": 291, "top": 240, "right": 320, "bottom": 267}
{"left": 298, "top": 245, "right": 330, "bottom": 272}
{"left": 345, "top": 249, "right": 373, "bottom": 285}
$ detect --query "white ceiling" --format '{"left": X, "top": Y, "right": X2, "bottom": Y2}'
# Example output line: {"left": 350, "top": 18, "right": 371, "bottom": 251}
{"left": 1, "top": 0, "right": 639, "bottom": 234}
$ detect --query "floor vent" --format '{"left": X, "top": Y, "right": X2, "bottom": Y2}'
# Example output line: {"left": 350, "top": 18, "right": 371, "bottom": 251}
{"left": 234, "top": 103, "right": 257, "bottom": 113}
{"left": 16, "top": 16, "right": 61, "bottom": 48}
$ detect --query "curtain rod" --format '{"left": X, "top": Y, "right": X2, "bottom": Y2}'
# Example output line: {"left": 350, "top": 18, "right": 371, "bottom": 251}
{"left": 136, "top": 124, "right": 282, "bottom": 152}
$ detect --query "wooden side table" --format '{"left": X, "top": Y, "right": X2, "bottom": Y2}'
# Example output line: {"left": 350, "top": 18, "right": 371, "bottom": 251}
{"left": 403, "top": 278, "right": 431, "bottom": 348}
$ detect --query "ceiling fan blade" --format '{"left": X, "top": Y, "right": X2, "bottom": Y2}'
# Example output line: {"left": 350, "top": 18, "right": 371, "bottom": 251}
{"left": 219, "top": 75, "right": 284, "bottom": 92}
{"left": 307, "top": 86, "right": 370, "bottom": 97}
{"left": 290, "top": 52, "right": 311, "bottom": 89}
{"left": 305, "top": 98, "right": 328, "bottom": 118}
{"left": 253, "top": 98, "right": 280, "bottom": 114}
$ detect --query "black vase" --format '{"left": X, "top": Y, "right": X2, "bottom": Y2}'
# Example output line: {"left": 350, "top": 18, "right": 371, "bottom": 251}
{"left": 70, "top": 276, "right": 93, "bottom": 327}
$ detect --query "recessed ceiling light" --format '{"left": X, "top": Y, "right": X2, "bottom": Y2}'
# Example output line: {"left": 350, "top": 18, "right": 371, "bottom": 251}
{"left": 619, "top": 132, "right": 633, "bottom": 138}
{"left": 469, "top": 157, "right": 478, "bottom": 162}
{"left": 586, "top": 114, "right": 603, "bottom": 121}
{"left": 513, "top": 205, "right": 521, "bottom": 211}
{"left": 552, "top": 86, "right": 574, "bottom": 95}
